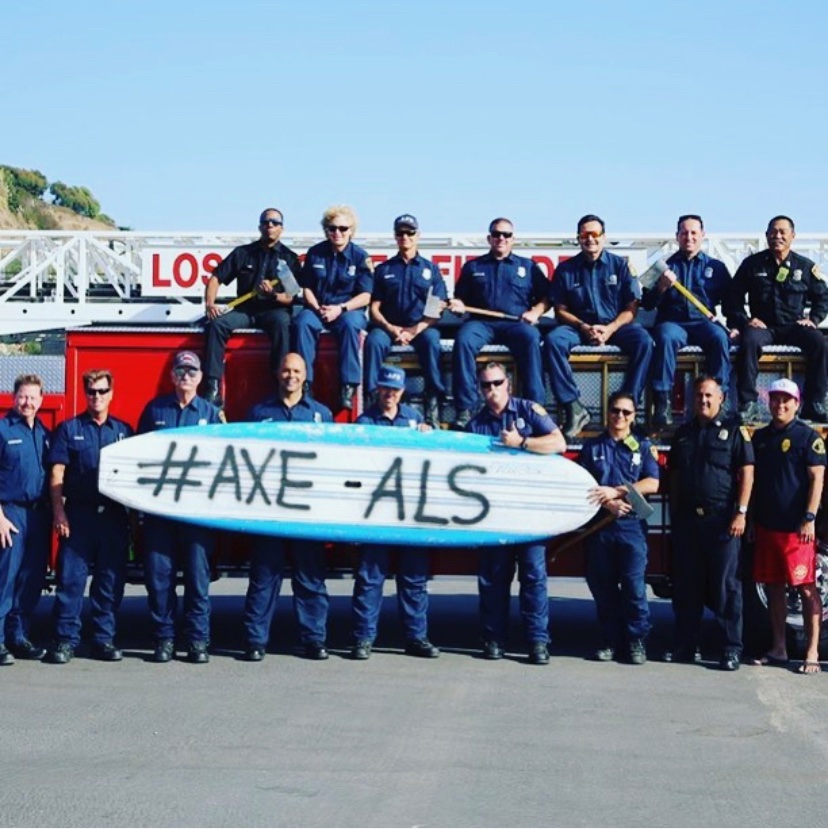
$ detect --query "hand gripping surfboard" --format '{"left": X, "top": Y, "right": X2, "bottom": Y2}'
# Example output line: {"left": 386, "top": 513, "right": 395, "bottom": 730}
{"left": 98, "top": 422, "right": 600, "bottom": 546}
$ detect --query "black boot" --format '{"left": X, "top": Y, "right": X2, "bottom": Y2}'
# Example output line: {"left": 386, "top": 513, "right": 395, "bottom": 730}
{"left": 204, "top": 378, "right": 222, "bottom": 406}
{"left": 562, "top": 400, "right": 590, "bottom": 440}
{"left": 652, "top": 390, "right": 673, "bottom": 428}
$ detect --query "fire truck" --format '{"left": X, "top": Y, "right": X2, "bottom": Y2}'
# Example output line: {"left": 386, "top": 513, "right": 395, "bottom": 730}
{"left": 1, "top": 227, "right": 827, "bottom": 653}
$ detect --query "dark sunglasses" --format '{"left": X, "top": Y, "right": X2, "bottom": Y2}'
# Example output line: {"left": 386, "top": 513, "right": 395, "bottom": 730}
{"left": 260, "top": 218, "right": 283, "bottom": 227}
{"left": 480, "top": 378, "right": 506, "bottom": 390}
{"left": 395, "top": 229, "right": 417, "bottom": 237}
{"left": 609, "top": 406, "right": 634, "bottom": 417}
{"left": 326, "top": 224, "right": 350, "bottom": 233}
{"left": 85, "top": 387, "right": 111, "bottom": 396}
{"left": 173, "top": 367, "right": 200, "bottom": 379}
{"left": 490, "top": 230, "right": 513, "bottom": 239}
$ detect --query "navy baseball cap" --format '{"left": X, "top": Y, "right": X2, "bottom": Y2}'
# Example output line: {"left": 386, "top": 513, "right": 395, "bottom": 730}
{"left": 393, "top": 214, "right": 418, "bottom": 232}
{"left": 173, "top": 351, "right": 201, "bottom": 371}
{"left": 377, "top": 365, "right": 406, "bottom": 390}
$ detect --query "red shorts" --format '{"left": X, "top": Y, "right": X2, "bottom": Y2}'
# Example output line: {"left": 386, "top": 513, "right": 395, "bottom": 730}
{"left": 753, "top": 524, "right": 817, "bottom": 586}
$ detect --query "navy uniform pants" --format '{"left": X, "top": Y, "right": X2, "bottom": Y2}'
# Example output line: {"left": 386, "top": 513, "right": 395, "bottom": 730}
{"left": 364, "top": 327, "right": 445, "bottom": 397}
{"left": 351, "top": 545, "right": 429, "bottom": 643}
{"left": 142, "top": 516, "right": 214, "bottom": 645}
{"left": 585, "top": 521, "right": 650, "bottom": 645}
{"left": 453, "top": 320, "right": 544, "bottom": 411}
{"left": 52, "top": 503, "right": 129, "bottom": 647}
{"left": 671, "top": 513, "right": 742, "bottom": 654}
{"left": 204, "top": 305, "right": 292, "bottom": 380}
{"left": 545, "top": 323, "right": 653, "bottom": 406}
{"left": 477, "top": 542, "right": 549, "bottom": 645}
{"left": 292, "top": 308, "right": 367, "bottom": 386}
{"left": 243, "top": 536, "right": 329, "bottom": 648}
{"left": 651, "top": 320, "right": 731, "bottom": 394}
{"left": 0, "top": 502, "right": 50, "bottom": 647}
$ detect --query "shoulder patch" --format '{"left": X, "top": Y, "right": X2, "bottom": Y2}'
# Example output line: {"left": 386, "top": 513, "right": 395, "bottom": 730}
{"left": 628, "top": 262, "right": 638, "bottom": 278}
{"left": 365, "top": 256, "right": 374, "bottom": 272}
{"left": 739, "top": 426, "right": 752, "bottom": 442}
{"left": 650, "top": 445, "right": 659, "bottom": 460}
{"left": 218, "top": 409, "right": 227, "bottom": 424}
{"left": 812, "top": 264, "right": 825, "bottom": 282}
{"left": 531, "top": 402, "right": 548, "bottom": 416}
{"left": 813, "top": 436, "right": 825, "bottom": 455}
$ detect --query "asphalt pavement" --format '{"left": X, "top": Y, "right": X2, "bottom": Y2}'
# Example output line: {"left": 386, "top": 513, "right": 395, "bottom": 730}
{"left": 1, "top": 577, "right": 826, "bottom": 828}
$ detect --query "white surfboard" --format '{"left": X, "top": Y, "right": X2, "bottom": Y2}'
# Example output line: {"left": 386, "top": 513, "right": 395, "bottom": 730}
{"left": 98, "top": 422, "right": 599, "bottom": 546}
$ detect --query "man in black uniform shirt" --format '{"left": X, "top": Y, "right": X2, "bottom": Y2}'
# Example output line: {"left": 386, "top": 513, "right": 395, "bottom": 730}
{"left": 668, "top": 376, "right": 754, "bottom": 670}
{"left": 728, "top": 215, "right": 828, "bottom": 423}
{"left": 203, "top": 207, "right": 301, "bottom": 405}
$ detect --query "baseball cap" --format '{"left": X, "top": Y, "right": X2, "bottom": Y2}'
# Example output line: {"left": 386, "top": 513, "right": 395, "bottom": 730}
{"left": 768, "top": 378, "right": 800, "bottom": 401}
{"left": 377, "top": 365, "right": 406, "bottom": 390}
{"left": 173, "top": 351, "right": 201, "bottom": 371}
{"left": 393, "top": 214, "right": 418, "bottom": 232}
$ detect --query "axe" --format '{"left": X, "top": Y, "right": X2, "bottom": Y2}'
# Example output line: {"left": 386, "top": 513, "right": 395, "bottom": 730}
{"left": 639, "top": 259, "right": 730, "bottom": 332}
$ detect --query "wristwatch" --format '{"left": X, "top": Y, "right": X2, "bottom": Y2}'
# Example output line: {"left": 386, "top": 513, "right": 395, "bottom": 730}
{"left": 520, "top": 436, "right": 529, "bottom": 451}
{"left": 340, "top": 304, "right": 348, "bottom": 314}
{"left": 736, "top": 505, "right": 748, "bottom": 515}
{"left": 804, "top": 511, "right": 816, "bottom": 523}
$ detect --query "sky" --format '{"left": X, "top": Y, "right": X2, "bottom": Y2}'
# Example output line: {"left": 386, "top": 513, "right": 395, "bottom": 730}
{"left": 5, "top": 0, "right": 828, "bottom": 235}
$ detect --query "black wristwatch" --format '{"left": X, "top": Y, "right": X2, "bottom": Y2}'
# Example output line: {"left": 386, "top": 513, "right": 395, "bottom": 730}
{"left": 804, "top": 511, "right": 816, "bottom": 523}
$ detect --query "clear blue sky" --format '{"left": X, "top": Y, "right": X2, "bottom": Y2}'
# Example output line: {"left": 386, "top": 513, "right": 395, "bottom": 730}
{"left": 5, "top": 0, "right": 827, "bottom": 234}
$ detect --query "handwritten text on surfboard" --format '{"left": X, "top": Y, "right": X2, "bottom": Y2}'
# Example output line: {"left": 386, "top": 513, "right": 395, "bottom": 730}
{"left": 136, "top": 441, "right": 490, "bottom": 525}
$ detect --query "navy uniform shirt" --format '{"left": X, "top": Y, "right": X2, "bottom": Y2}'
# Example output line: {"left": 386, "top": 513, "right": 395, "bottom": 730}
{"left": 49, "top": 412, "right": 134, "bottom": 506}
{"left": 550, "top": 250, "right": 641, "bottom": 325}
{"left": 466, "top": 397, "right": 558, "bottom": 439}
{"left": 669, "top": 414, "right": 754, "bottom": 518}
{"left": 246, "top": 395, "right": 333, "bottom": 424}
{"left": 752, "top": 418, "right": 826, "bottom": 532}
{"left": 212, "top": 240, "right": 301, "bottom": 298}
{"left": 299, "top": 240, "right": 374, "bottom": 306}
{"left": 454, "top": 252, "right": 548, "bottom": 319}
{"left": 642, "top": 251, "right": 731, "bottom": 324}
{"left": 578, "top": 431, "right": 660, "bottom": 489}
{"left": 372, "top": 253, "right": 448, "bottom": 327}
{"left": 357, "top": 402, "right": 424, "bottom": 428}
{"left": 0, "top": 410, "right": 50, "bottom": 504}
{"left": 138, "top": 393, "right": 223, "bottom": 434}
{"left": 727, "top": 249, "right": 828, "bottom": 330}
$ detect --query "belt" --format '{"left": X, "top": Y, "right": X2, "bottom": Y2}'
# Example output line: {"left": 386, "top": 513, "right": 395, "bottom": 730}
{"left": 9, "top": 500, "right": 46, "bottom": 510}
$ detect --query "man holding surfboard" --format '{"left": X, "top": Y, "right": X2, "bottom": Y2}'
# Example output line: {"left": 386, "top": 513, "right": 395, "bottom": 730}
{"left": 351, "top": 365, "right": 440, "bottom": 660}
{"left": 241, "top": 353, "right": 333, "bottom": 662}
{"left": 137, "top": 351, "right": 223, "bottom": 664}
{"left": 466, "top": 362, "right": 566, "bottom": 664}
{"left": 202, "top": 208, "right": 302, "bottom": 407}
{"left": 448, "top": 218, "right": 550, "bottom": 430}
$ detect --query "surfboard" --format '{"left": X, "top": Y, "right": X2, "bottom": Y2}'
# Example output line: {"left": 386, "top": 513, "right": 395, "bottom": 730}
{"left": 98, "top": 422, "right": 599, "bottom": 546}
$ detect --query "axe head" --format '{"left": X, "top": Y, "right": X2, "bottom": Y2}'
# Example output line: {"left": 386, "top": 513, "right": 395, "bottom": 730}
{"left": 625, "top": 484, "right": 655, "bottom": 521}
{"left": 423, "top": 287, "right": 446, "bottom": 320}
{"left": 639, "top": 258, "right": 669, "bottom": 291}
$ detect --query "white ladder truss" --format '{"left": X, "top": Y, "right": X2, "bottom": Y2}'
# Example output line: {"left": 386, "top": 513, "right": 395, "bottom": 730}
{"left": 1, "top": 229, "right": 828, "bottom": 336}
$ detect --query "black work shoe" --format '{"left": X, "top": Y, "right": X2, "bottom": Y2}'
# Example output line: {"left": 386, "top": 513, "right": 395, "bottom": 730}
{"left": 593, "top": 646, "right": 616, "bottom": 662}
{"left": 45, "top": 642, "right": 75, "bottom": 664}
{"left": 152, "top": 639, "right": 175, "bottom": 663}
{"left": 453, "top": 409, "right": 473, "bottom": 430}
{"left": 652, "top": 391, "right": 673, "bottom": 428}
{"left": 186, "top": 642, "right": 209, "bottom": 664}
{"left": 243, "top": 646, "right": 265, "bottom": 662}
{"left": 563, "top": 400, "right": 590, "bottom": 440}
{"left": 738, "top": 400, "right": 763, "bottom": 425}
{"left": 424, "top": 394, "right": 441, "bottom": 428}
{"left": 719, "top": 651, "right": 741, "bottom": 672}
{"left": 405, "top": 639, "right": 440, "bottom": 658}
{"left": 628, "top": 639, "right": 647, "bottom": 665}
{"left": 9, "top": 640, "right": 45, "bottom": 660}
{"left": 91, "top": 642, "right": 123, "bottom": 662}
{"left": 663, "top": 647, "right": 701, "bottom": 664}
{"left": 801, "top": 402, "right": 828, "bottom": 423}
{"left": 482, "top": 641, "right": 504, "bottom": 660}
{"left": 351, "top": 640, "right": 372, "bottom": 661}
{"left": 304, "top": 643, "right": 329, "bottom": 661}
{"left": 528, "top": 642, "right": 550, "bottom": 665}
{"left": 340, "top": 384, "right": 358, "bottom": 411}
{"left": 204, "top": 378, "right": 223, "bottom": 407}
{"left": 0, "top": 645, "right": 14, "bottom": 666}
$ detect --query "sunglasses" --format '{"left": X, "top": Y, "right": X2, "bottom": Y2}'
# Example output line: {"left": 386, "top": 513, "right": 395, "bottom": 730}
{"left": 326, "top": 224, "right": 351, "bottom": 233}
{"left": 490, "top": 230, "right": 513, "bottom": 239}
{"left": 260, "top": 218, "right": 283, "bottom": 227}
{"left": 85, "top": 387, "right": 111, "bottom": 396}
{"left": 579, "top": 231, "right": 604, "bottom": 240}
{"left": 609, "top": 406, "right": 634, "bottom": 417}
{"left": 173, "top": 367, "right": 200, "bottom": 379}
{"left": 395, "top": 229, "right": 417, "bottom": 237}
{"left": 480, "top": 378, "right": 506, "bottom": 390}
